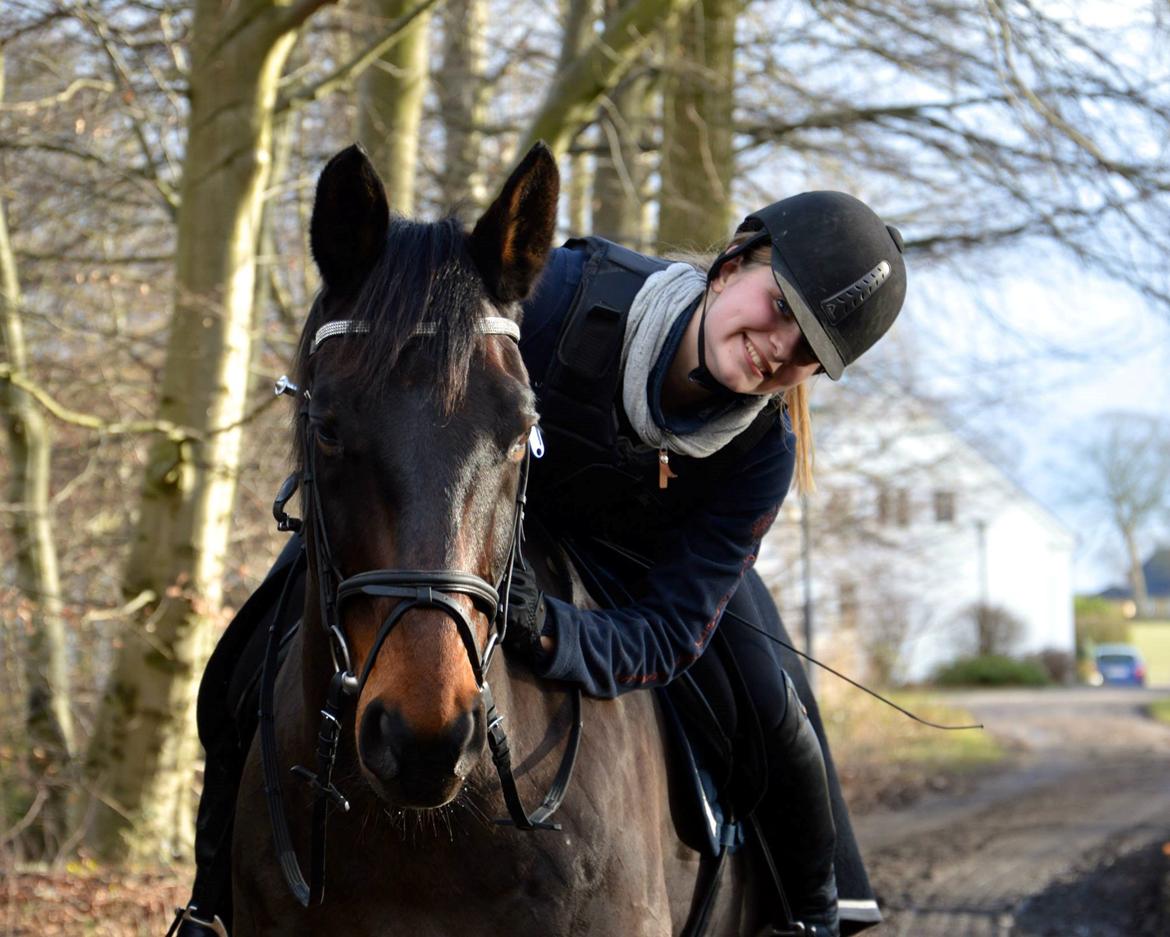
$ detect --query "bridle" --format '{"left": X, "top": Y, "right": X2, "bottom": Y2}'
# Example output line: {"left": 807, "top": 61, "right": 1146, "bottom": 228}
{"left": 259, "top": 315, "right": 582, "bottom": 908}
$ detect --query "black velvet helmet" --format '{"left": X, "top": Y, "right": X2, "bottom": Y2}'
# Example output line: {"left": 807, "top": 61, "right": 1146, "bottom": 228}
{"left": 704, "top": 191, "right": 907, "bottom": 381}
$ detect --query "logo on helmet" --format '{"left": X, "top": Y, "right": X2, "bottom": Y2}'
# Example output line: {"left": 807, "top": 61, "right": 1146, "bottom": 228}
{"left": 819, "top": 260, "right": 892, "bottom": 325}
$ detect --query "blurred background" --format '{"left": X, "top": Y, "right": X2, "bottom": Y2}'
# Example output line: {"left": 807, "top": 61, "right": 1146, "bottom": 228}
{"left": 1, "top": 0, "right": 1169, "bottom": 933}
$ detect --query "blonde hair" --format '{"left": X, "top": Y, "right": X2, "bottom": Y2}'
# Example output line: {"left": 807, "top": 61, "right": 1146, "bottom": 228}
{"left": 783, "top": 382, "right": 815, "bottom": 494}
{"left": 715, "top": 231, "right": 817, "bottom": 494}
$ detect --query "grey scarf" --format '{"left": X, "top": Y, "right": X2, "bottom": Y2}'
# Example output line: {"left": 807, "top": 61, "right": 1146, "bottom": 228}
{"left": 620, "top": 263, "right": 771, "bottom": 459}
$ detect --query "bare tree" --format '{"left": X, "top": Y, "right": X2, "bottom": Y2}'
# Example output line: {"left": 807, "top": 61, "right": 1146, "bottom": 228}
{"left": 517, "top": 0, "right": 695, "bottom": 158}
{"left": 657, "top": 0, "right": 735, "bottom": 251}
{"left": 437, "top": 0, "right": 490, "bottom": 218}
{"left": 81, "top": 0, "right": 342, "bottom": 863}
{"left": 0, "top": 50, "right": 74, "bottom": 860}
{"left": 965, "top": 601, "right": 1024, "bottom": 657}
{"left": 356, "top": 0, "right": 432, "bottom": 214}
{"left": 1079, "top": 412, "right": 1170, "bottom": 616}
{"left": 561, "top": 0, "right": 599, "bottom": 234}
{"left": 735, "top": 0, "right": 1170, "bottom": 304}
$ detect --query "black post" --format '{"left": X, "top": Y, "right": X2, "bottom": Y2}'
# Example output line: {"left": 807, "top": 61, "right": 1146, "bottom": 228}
{"left": 800, "top": 492, "right": 815, "bottom": 694}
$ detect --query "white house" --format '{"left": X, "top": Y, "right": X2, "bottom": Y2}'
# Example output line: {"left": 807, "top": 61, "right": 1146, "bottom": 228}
{"left": 756, "top": 384, "right": 1075, "bottom": 683}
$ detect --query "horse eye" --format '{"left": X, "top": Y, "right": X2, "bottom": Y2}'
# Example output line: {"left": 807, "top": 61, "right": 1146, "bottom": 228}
{"left": 314, "top": 424, "right": 342, "bottom": 452}
{"left": 506, "top": 433, "right": 527, "bottom": 463}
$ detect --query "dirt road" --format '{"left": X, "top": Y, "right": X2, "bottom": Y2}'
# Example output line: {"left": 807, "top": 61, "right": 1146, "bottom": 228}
{"left": 853, "top": 687, "right": 1170, "bottom": 937}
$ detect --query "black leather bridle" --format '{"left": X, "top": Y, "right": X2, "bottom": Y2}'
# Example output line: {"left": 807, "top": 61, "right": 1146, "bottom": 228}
{"left": 259, "top": 316, "right": 582, "bottom": 908}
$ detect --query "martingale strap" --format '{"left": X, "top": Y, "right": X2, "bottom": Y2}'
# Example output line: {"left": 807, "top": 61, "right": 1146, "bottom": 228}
{"left": 258, "top": 540, "right": 329, "bottom": 908}
{"left": 484, "top": 681, "right": 582, "bottom": 832}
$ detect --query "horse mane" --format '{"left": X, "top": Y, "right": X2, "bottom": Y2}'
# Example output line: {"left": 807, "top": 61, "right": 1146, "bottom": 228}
{"left": 291, "top": 215, "right": 490, "bottom": 458}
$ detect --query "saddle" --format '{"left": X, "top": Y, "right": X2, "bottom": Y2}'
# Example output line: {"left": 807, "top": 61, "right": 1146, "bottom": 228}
{"left": 658, "top": 631, "right": 769, "bottom": 859}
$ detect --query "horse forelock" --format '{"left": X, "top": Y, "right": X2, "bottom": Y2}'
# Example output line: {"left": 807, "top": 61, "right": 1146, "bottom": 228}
{"left": 291, "top": 215, "right": 512, "bottom": 467}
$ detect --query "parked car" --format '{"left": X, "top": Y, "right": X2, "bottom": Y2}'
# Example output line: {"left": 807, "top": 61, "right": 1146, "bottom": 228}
{"left": 1091, "top": 644, "right": 1147, "bottom": 686}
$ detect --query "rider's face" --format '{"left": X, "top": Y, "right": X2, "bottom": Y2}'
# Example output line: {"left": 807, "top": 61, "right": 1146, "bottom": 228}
{"left": 702, "top": 260, "right": 822, "bottom": 395}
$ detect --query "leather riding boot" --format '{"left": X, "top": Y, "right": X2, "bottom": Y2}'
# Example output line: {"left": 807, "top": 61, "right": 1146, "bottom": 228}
{"left": 758, "top": 672, "right": 840, "bottom": 937}
{"left": 171, "top": 739, "right": 240, "bottom": 937}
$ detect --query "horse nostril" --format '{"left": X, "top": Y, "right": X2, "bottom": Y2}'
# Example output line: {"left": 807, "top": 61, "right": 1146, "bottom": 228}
{"left": 446, "top": 710, "right": 475, "bottom": 766}
{"left": 359, "top": 700, "right": 404, "bottom": 782}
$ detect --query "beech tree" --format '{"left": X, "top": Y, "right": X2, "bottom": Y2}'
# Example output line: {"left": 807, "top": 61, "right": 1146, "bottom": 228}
{"left": 436, "top": 0, "right": 490, "bottom": 217}
{"left": 81, "top": 0, "right": 343, "bottom": 863}
{"left": 356, "top": 0, "right": 432, "bottom": 213}
{"left": 0, "top": 50, "right": 74, "bottom": 860}
{"left": 517, "top": 0, "right": 695, "bottom": 158}
{"left": 656, "top": 0, "right": 735, "bottom": 251}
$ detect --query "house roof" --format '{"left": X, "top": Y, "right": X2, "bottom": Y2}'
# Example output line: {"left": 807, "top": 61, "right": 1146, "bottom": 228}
{"left": 1098, "top": 546, "right": 1170, "bottom": 598}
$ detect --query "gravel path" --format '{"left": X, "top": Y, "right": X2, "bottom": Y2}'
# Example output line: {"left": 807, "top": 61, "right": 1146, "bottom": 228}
{"left": 853, "top": 687, "right": 1170, "bottom": 936}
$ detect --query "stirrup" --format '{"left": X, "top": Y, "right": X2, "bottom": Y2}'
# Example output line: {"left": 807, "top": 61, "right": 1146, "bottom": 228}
{"left": 758, "top": 923, "right": 839, "bottom": 937}
{"left": 166, "top": 906, "right": 229, "bottom": 937}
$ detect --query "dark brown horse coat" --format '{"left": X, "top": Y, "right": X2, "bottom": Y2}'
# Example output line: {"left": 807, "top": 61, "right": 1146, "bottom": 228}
{"left": 230, "top": 145, "right": 762, "bottom": 936}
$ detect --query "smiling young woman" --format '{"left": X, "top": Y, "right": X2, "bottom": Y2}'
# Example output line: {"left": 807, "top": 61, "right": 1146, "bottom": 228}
{"left": 501, "top": 190, "right": 907, "bottom": 936}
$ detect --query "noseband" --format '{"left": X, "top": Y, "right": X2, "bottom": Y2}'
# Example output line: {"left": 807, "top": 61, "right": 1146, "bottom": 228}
{"left": 259, "top": 315, "right": 581, "bottom": 908}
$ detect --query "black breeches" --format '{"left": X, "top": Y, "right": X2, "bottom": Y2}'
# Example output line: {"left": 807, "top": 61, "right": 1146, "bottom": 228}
{"left": 704, "top": 569, "right": 874, "bottom": 925}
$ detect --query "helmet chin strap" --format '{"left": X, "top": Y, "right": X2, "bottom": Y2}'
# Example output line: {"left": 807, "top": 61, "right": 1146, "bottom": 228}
{"left": 689, "top": 230, "right": 771, "bottom": 394}
{"left": 687, "top": 289, "right": 726, "bottom": 392}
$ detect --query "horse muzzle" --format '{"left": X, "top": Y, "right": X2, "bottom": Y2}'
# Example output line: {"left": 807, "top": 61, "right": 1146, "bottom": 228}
{"left": 358, "top": 698, "right": 486, "bottom": 808}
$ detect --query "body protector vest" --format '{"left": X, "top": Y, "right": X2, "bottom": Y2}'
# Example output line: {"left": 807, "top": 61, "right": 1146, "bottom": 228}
{"left": 529, "top": 237, "right": 781, "bottom": 551}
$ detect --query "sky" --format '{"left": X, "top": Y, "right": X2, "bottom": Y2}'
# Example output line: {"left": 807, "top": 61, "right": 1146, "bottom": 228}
{"left": 874, "top": 251, "right": 1170, "bottom": 593}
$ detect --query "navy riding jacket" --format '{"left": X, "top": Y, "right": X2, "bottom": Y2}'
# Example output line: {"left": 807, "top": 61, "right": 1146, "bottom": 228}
{"left": 518, "top": 245, "right": 796, "bottom": 699}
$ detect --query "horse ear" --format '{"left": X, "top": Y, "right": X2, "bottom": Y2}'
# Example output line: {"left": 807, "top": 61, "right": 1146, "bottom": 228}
{"left": 310, "top": 144, "right": 390, "bottom": 293}
{"left": 468, "top": 142, "right": 560, "bottom": 303}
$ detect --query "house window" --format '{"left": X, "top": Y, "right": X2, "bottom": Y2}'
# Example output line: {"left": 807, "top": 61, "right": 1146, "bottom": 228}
{"left": 895, "top": 488, "right": 911, "bottom": 526}
{"left": 878, "top": 487, "right": 911, "bottom": 526}
{"left": 828, "top": 486, "right": 854, "bottom": 520}
{"left": 934, "top": 490, "right": 956, "bottom": 523}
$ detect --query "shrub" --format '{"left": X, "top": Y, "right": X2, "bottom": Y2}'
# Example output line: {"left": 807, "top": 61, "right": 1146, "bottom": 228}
{"left": 933, "top": 654, "right": 1051, "bottom": 687}
{"left": 1030, "top": 648, "right": 1077, "bottom": 684}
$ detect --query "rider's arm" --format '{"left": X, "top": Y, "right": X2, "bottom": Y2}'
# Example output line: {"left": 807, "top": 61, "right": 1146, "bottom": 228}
{"left": 530, "top": 422, "right": 795, "bottom": 699}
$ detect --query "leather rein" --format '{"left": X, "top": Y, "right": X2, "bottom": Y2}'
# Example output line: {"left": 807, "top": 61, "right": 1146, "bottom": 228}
{"left": 259, "top": 315, "right": 582, "bottom": 908}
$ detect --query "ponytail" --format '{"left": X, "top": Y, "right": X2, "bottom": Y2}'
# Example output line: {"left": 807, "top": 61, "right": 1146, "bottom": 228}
{"left": 783, "top": 383, "right": 815, "bottom": 494}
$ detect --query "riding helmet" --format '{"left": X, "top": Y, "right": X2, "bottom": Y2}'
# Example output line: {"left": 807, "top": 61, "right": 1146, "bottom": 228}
{"left": 706, "top": 191, "right": 907, "bottom": 381}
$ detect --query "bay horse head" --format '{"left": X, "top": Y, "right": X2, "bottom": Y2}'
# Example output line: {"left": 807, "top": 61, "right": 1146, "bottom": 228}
{"left": 290, "top": 143, "right": 558, "bottom": 810}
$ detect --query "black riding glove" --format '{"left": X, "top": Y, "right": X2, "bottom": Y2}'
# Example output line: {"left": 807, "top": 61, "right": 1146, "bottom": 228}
{"left": 503, "top": 563, "right": 547, "bottom": 664}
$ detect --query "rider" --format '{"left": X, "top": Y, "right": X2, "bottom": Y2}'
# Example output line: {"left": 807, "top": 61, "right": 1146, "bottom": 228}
{"left": 174, "top": 191, "right": 905, "bottom": 937}
{"left": 503, "top": 192, "right": 904, "bottom": 937}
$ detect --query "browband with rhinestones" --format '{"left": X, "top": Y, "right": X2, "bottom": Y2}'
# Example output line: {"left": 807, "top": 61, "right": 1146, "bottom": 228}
{"left": 311, "top": 316, "right": 520, "bottom": 355}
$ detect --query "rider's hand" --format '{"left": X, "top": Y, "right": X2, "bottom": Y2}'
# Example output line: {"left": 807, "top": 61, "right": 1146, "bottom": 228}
{"left": 503, "top": 563, "right": 548, "bottom": 664}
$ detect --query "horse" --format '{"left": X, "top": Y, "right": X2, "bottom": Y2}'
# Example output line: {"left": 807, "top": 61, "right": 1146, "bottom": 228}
{"left": 230, "top": 143, "right": 765, "bottom": 936}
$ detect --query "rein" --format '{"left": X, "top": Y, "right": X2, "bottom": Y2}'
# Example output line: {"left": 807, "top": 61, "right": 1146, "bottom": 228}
{"left": 259, "top": 316, "right": 582, "bottom": 908}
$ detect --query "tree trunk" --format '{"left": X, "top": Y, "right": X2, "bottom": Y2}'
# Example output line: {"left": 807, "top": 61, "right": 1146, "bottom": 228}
{"left": 657, "top": 0, "right": 736, "bottom": 252}
{"left": 517, "top": 0, "right": 694, "bottom": 159}
{"left": 1122, "top": 525, "right": 1150, "bottom": 617}
{"left": 592, "top": 50, "right": 653, "bottom": 246}
{"left": 437, "top": 0, "right": 488, "bottom": 220}
{"left": 560, "top": 0, "right": 598, "bottom": 233}
{"left": 357, "top": 0, "right": 431, "bottom": 215}
{"left": 82, "top": 0, "right": 335, "bottom": 863}
{"left": 0, "top": 51, "right": 75, "bottom": 861}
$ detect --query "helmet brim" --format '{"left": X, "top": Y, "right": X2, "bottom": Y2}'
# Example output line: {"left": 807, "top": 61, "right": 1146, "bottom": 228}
{"left": 769, "top": 251, "right": 845, "bottom": 381}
